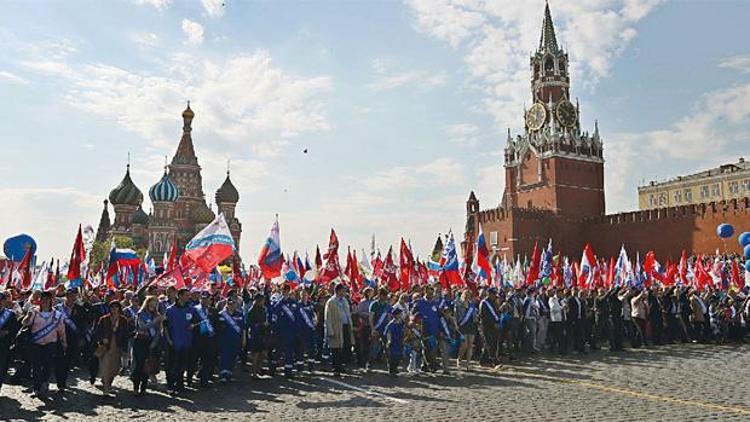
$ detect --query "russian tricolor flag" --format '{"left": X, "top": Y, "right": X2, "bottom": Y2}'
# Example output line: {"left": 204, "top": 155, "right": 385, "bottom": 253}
{"left": 184, "top": 213, "right": 236, "bottom": 273}
{"left": 474, "top": 225, "right": 492, "bottom": 282}
{"left": 258, "top": 216, "right": 282, "bottom": 280}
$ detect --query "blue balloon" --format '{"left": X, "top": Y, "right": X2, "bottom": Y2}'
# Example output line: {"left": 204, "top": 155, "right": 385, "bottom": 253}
{"left": 3, "top": 234, "right": 37, "bottom": 262}
{"left": 717, "top": 223, "right": 735, "bottom": 239}
{"left": 745, "top": 260, "right": 750, "bottom": 273}
{"left": 739, "top": 232, "right": 750, "bottom": 247}
{"left": 745, "top": 244, "right": 750, "bottom": 259}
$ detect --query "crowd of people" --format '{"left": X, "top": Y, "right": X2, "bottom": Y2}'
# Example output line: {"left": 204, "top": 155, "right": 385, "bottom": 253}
{"left": 0, "top": 278, "right": 748, "bottom": 399}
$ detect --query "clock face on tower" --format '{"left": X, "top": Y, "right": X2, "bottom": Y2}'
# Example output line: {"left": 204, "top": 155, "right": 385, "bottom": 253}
{"left": 526, "top": 102, "right": 546, "bottom": 131}
{"left": 555, "top": 100, "right": 577, "bottom": 128}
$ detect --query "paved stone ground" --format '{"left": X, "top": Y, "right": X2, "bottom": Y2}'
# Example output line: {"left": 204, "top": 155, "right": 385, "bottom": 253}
{"left": 2, "top": 343, "right": 750, "bottom": 421}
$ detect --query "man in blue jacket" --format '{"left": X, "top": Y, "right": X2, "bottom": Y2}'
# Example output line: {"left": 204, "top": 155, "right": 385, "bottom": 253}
{"left": 165, "top": 288, "right": 199, "bottom": 395}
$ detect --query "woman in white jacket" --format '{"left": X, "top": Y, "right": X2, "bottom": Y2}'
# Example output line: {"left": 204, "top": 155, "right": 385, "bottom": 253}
{"left": 548, "top": 289, "right": 566, "bottom": 354}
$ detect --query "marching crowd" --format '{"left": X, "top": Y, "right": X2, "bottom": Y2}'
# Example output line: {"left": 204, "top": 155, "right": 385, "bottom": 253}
{"left": 0, "top": 278, "right": 749, "bottom": 399}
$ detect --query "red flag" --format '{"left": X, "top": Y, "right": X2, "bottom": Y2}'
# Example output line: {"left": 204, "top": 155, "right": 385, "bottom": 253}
{"left": 67, "top": 225, "right": 86, "bottom": 281}
{"left": 525, "top": 241, "right": 540, "bottom": 286}
{"left": 315, "top": 245, "right": 323, "bottom": 270}
{"left": 399, "top": 238, "right": 414, "bottom": 292}
{"left": 319, "top": 229, "right": 341, "bottom": 283}
{"left": 732, "top": 260, "right": 741, "bottom": 289}
{"left": 351, "top": 249, "right": 361, "bottom": 291}
{"left": 372, "top": 251, "right": 384, "bottom": 279}
{"left": 232, "top": 255, "right": 244, "bottom": 290}
{"left": 18, "top": 246, "right": 33, "bottom": 291}
{"left": 664, "top": 262, "right": 677, "bottom": 286}
{"left": 44, "top": 261, "right": 57, "bottom": 291}
{"left": 151, "top": 266, "right": 186, "bottom": 290}
{"left": 605, "top": 256, "right": 615, "bottom": 287}
{"left": 344, "top": 247, "right": 352, "bottom": 279}
{"left": 678, "top": 250, "right": 688, "bottom": 285}
{"left": 382, "top": 247, "right": 399, "bottom": 291}
{"left": 167, "top": 237, "right": 178, "bottom": 272}
{"left": 695, "top": 256, "right": 712, "bottom": 291}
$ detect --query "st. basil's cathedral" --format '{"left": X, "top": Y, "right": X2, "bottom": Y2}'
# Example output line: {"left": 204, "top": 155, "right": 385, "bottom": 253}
{"left": 95, "top": 103, "right": 242, "bottom": 260}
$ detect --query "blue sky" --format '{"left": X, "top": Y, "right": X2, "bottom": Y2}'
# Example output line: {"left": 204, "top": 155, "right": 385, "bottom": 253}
{"left": 0, "top": 0, "right": 748, "bottom": 261}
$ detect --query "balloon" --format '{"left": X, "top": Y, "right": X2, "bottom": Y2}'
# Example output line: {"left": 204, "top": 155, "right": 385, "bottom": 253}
{"left": 739, "top": 232, "right": 750, "bottom": 247}
{"left": 745, "top": 260, "right": 750, "bottom": 273}
{"left": 745, "top": 244, "right": 750, "bottom": 259}
{"left": 3, "top": 234, "right": 37, "bottom": 262}
{"left": 717, "top": 224, "right": 735, "bottom": 239}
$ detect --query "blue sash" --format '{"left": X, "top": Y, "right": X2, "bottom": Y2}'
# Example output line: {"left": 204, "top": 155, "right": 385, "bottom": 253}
{"left": 300, "top": 306, "right": 315, "bottom": 330}
{"left": 459, "top": 304, "right": 476, "bottom": 327}
{"left": 221, "top": 310, "right": 241, "bottom": 335}
{"left": 55, "top": 304, "right": 78, "bottom": 333}
{"left": 0, "top": 309, "right": 12, "bottom": 330}
{"left": 195, "top": 306, "right": 216, "bottom": 337}
{"left": 482, "top": 300, "right": 499, "bottom": 323}
{"left": 374, "top": 308, "right": 389, "bottom": 331}
{"left": 280, "top": 303, "right": 295, "bottom": 322}
{"left": 30, "top": 312, "right": 60, "bottom": 343}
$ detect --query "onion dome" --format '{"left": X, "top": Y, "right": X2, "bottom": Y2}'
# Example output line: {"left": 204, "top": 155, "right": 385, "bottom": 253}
{"left": 131, "top": 206, "right": 149, "bottom": 225}
{"left": 191, "top": 202, "right": 215, "bottom": 224}
{"left": 149, "top": 171, "right": 180, "bottom": 202}
{"left": 182, "top": 101, "right": 195, "bottom": 120}
{"left": 109, "top": 164, "right": 144, "bottom": 206}
{"left": 215, "top": 171, "right": 239, "bottom": 204}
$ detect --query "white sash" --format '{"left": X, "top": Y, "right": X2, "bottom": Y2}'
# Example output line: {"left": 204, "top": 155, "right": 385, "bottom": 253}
{"left": 195, "top": 305, "right": 216, "bottom": 336}
{"left": 221, "top": 310, "right": 241, "bottom": 335}
{"left": 459, "top": 304, "right": 476, "bottom": 327}
{"left": 0, "top": 309, "right": 12, "bottom": 330}
{"left": 374, "top": 306, "right": 389, "bottom": 331}
{"left": 482, "top": 300, "right": 499, "bottom": 322}
{"left": 55, "top": 304, "right": 78, "bottom": 333}
{"left": 300, "top": 305, "right": 315, "bottom": 330}
{"left": 281, "top": 303, "right": 296, "bottom": 322}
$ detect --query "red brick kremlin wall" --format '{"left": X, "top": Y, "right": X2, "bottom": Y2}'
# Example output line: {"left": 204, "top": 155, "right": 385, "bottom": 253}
{"left": 470, "top": 198, "right": 750, "bottom": 262}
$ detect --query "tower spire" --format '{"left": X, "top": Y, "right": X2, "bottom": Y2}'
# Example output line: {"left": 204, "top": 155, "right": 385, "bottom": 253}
{"left": 172, "top": 103, "right": 199, "bottom": 166}
{"left": 539, "top": 1, "right": 559, "bottom": 53}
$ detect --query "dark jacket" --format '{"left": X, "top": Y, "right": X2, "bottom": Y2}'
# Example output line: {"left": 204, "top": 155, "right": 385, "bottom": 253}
{"left": 95, "top": 314, "right": 130, "bottom": 353}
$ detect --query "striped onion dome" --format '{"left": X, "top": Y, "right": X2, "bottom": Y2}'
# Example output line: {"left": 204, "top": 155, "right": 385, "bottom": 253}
{"left": 109, "top": 165, "right": 144, "bottom": 206}
{"left": 149, "top": 171, "right": 180, "bottom": 202}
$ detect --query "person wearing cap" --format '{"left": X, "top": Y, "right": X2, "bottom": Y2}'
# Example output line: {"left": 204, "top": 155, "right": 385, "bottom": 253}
{"left": 0, "top": 291, "right": 20, "bottom": 393}
{"left": 22, "top": 290, "right": 67, "bottom": 397}
{"left": 479, "top": 288, "right": 501, "bottom": 366}
{"left": 368, "top": 288, "right": 392, "bottom": 370}
{"left": 324, "top": 283, "right": 354, "bottom": 377}
{"left": 522, "top": 288, "right": 540, "bottom": 353}
{"left": 53, "top": 287, "right": 86, "bottom": 392}
{"left": 191, "top": 291, "right": 218, "bottom": 387}
{"left": 271, "top": 283, "right": 299, "bottom": 378}
{"left": 94, "top": 300, "right": 129, "bottom": 396}
{"left": 217, "top": 298, "right": 246, "bottom": 383}
{"left": 384, "top": 307, "right": 404, "bottom": 377}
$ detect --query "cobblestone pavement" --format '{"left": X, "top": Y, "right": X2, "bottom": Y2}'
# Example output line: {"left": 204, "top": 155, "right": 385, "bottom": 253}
{"left": 2, "top": 343, "right": 750, "bottom": 421}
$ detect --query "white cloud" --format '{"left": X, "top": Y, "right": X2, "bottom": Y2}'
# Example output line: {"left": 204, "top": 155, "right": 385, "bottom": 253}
{"left": 406, "top": 0, "right": 663, "bottom": 128}
{"left": 362, "top": 157, "right": 464, "bottom": 190}
{"left": 368, "top": 59, "right": 448, "bottom": 91}
{"left": 201, "top": 0, "right": 225, "bottom": 17}
{"left": 181, "top": 19, "right": 205, "bottom": 45}
{"left": 0, "top": 70, "right": 29, "bottom": 85}
{"left": 719, "top": 54, "right": 750, "bottom": 74}
{"left": 446, "top": 122, "right": 480, "bottom": 147}
{"left": 133, "top": 0, "right": 171, "bottom": 10}
{"left": 130, "top": 31, "right": 159, "bottom": 47}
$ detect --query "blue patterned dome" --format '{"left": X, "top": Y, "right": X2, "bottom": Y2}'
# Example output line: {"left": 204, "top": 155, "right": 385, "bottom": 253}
{"left": 109, "top": 165, "right": 144, "bottom": 206}
{"left": 149, "top": 171, "right": 180, "bottom": 202}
